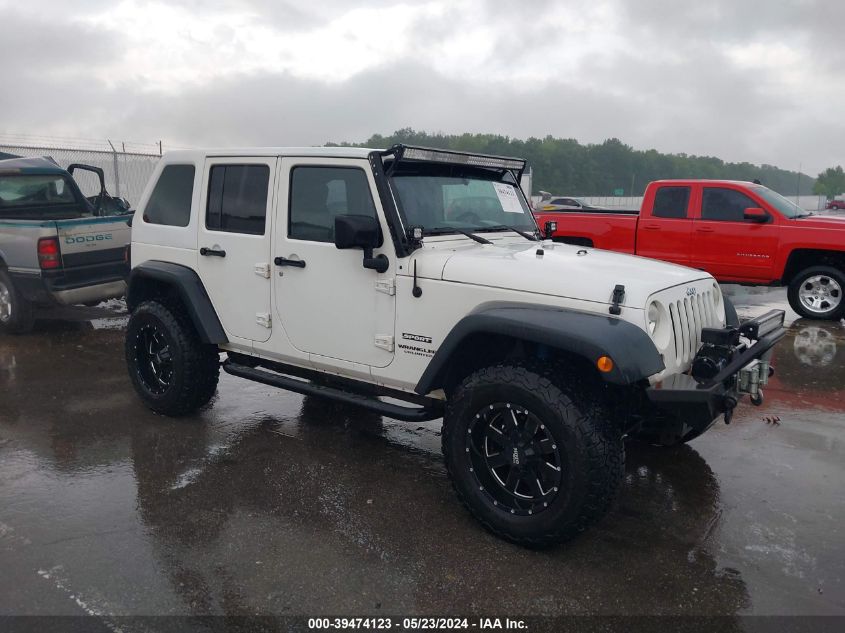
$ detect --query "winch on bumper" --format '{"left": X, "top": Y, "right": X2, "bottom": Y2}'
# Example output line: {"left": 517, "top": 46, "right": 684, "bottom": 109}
{"left": 646, "top": 310, "right": 787, "bottom": 429}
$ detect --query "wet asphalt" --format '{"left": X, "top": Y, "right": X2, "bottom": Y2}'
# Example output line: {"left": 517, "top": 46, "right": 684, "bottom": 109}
{"left": 0, "top": 288, "right": 843, "bottom": 624}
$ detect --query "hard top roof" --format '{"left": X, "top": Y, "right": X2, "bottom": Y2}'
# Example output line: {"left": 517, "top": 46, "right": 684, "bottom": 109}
{"left": 162, "top": 147, "right": 378, "bottom": 160}
{"left": 0, "top": 156, "right": 67, "bottom": 175}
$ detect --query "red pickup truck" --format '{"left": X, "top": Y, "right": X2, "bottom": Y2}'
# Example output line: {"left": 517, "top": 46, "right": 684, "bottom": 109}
{"left": 535, "top": 180, "right": 845, "bottom": 320}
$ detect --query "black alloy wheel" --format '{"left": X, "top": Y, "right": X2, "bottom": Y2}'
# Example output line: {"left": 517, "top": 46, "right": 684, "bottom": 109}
{"left": 466, "top": 402, "right": 563, "bottom": 516}
{"left": 134, "top": 322, "right": 174, "bottom": 395}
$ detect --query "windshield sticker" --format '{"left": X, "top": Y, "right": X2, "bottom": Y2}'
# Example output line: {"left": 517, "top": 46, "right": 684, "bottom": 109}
{"left": 492, "top": 182, "right": 523, "bottom": 213}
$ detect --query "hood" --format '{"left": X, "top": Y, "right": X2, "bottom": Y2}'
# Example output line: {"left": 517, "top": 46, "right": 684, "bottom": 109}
{"left": 410, "top": 238, "right": 711, "bottom": 308}
{"left": 791, "top": 214, "right": 845, "bottom": 229}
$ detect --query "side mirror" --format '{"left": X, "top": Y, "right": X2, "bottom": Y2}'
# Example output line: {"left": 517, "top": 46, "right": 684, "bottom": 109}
{"left": 743, "top": 207, "right": 769, "bottom": 223}
{"left": 334, "top": 214, "right": 388, "bottom": 273}
{"left": 543, "top": 220, "right": 557, "bottom": 239}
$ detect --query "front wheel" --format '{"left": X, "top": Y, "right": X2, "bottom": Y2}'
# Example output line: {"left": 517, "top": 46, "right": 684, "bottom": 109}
{"left": 0, "top": 269, "right": 35, "bottom": 335}
{"left": 788, "top": 266, "right": 845, "bottom": 321}
{"left": 125, "top": 300, "right": 220, "bottom": 416}
{"left": 442, "top": 362, "right": 623, "bottom": 547}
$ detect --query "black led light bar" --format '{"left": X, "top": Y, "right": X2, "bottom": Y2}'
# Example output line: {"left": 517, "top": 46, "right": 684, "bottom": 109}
{"left": 739, "top": 309, "right": 785, "bottom": 340}
{"left": 385, "top": 144, "right": 526, "bottom": 175}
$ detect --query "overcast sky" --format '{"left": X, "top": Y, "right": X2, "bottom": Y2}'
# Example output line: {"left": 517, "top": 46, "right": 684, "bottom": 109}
{"left": 0, "top": 0, "right": 842, "bottom": 174}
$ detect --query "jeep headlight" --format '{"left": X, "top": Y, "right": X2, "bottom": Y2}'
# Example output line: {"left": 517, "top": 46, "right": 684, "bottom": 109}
{"left": 646, "top": 300, "right": 671, "bottom": 349}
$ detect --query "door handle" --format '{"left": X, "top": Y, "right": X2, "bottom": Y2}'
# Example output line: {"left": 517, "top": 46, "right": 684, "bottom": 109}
{"left": 274, "top": 256, "right": 306, "bottom": 268}
{"left": 696, "top": 226, "right": 715, "bottom": 233}
{"left": 200, "top": 247, "right": 226, "bottom": 257}
{"left": 642, "top": 223, "right": 661, "bottom": 230}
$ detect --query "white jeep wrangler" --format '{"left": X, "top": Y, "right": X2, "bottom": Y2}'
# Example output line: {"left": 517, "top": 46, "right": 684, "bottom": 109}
{"left": 125, "top": 145, "right": 785, "bottom": 546}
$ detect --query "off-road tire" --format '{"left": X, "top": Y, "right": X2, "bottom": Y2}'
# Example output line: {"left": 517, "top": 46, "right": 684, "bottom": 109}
{"left": 125, "top": 300, "right": 219, "bottom": 416}
{"left": 787, "top": 265, "right": 845, "bottom": 321}
{"left": 442, "top": 361, "right": 624, "bottom": 547}
{"left": 0, "top": 269, "right": 35, "bottom": 335}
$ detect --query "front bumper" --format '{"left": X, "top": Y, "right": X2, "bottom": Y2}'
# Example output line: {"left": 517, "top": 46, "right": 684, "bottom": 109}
{"left": 646, "top": 310, "right": 786, "bottom": 431}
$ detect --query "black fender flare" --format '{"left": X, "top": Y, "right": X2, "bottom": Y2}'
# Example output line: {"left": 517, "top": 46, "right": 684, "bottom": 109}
{"left": 127, "top": 260, "right": 227, "bottom": 344}
{"left": 414, "top": 304, "right": 665, "bottom": 394}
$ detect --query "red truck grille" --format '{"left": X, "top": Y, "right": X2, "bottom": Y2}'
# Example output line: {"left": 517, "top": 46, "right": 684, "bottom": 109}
{"left": 668, "top": 290, "right": 721, "bottom": 367}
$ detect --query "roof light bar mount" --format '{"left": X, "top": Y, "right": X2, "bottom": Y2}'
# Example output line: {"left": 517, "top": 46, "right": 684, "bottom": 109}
{"left": 382, "top": 144, "right": 526, "bottom": 179}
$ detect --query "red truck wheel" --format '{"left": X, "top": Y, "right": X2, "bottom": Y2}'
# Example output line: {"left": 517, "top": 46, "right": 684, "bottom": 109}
{"left": 788, "top": 266, "right": 845, "bottom": 321}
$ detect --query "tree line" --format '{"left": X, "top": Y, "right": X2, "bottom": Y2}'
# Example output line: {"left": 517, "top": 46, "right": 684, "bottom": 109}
{"left": 329, "top": 129, "right": 819, "bottom": 197}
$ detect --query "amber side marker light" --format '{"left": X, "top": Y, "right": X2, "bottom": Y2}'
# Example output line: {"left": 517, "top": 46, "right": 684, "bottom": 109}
{"left": 596, "top": 356, "right": 614, "bottom": 373}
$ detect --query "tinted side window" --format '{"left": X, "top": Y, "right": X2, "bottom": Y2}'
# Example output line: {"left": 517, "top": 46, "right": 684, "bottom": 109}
{"left": 289, "top": 167, "right": 376, "bottom": 242}
{"left": 702, "top": 187, "right": 757, "bottom": 222}
{"left": 652, "top": 186, "right": 690, "bottom": 219}
{"left": 206, "top": 164, "right": 269, "bottom": 235}
{"left": 144, "top": 165, "right": 195, "bottom": 227}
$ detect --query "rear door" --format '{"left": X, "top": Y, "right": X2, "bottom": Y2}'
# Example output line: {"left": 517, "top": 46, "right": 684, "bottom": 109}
{"left": 691, "top": 185, "right": 780, "bottom": 281}
{"left": 196, "top": 157, "right": 277, "bottom": 344}
{"left": 635, "top": 185, "right": 693, "bottom": 267}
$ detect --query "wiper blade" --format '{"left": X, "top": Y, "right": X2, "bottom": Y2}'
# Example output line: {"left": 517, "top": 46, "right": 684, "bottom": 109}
{"left": 427, "top": 226, "right": 492, "bottom": 244}
{"left": 479, "top": 224, "right": 538, "bottom": 241}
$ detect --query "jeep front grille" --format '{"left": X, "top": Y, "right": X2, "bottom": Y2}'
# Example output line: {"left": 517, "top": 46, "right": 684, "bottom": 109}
{"left": 668, "top": 290, "right": 721, "bottom": 367}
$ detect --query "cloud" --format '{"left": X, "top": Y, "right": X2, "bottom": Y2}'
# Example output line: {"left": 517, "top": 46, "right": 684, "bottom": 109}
{"left": 0, "top": 7, "right": 123, "bottom": 71}
{"left": 0, "top": 0, "right": 842, "bottom": 175}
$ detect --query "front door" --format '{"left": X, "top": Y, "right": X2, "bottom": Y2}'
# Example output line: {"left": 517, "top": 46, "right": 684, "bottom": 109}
{"left": 691, "top": 185, "right": 780, "bottom": 281}
{"left": 273, "top": 157, "right": 395, "bottom": 368}
{"left": 196, "top": 157, "right": 277, "bottom": 344}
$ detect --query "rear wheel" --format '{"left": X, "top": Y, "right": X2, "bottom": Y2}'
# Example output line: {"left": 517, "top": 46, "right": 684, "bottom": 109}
{"left": 442, "top": 362, "right": 623, "bottom": 547}
{"left": 0, "top": 269, "right": 35, "bottom": 335}
{"left": 125, "top": 300, "right": 220, "bottom": 416}
{"left": 788, "top": 266, "right": 845, "bottom": 321}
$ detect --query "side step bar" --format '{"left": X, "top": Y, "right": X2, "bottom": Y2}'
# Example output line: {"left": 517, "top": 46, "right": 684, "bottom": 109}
{"left": 222, "top": 361, "right": 444, "bottom": 422}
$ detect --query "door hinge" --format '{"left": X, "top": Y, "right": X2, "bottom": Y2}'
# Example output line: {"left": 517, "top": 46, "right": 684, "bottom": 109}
{"left": 256, "top": 313, "right": 272, "bottom": 328}
{"left": 254, "top": 263, "right": 271, "bottom": 279}
{"left": 375, "top": 278, "right": 395, "bottom": 296}
{"left": 374, "top": 334, "right": 394, "bottom": 352}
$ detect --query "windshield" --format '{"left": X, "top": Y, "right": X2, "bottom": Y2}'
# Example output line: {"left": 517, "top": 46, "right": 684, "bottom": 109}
{"left": 750, "top": 185, "right": 805, "bottom": 218}
{"left": 391, "top": 170, "right": 536, "bottom": 236}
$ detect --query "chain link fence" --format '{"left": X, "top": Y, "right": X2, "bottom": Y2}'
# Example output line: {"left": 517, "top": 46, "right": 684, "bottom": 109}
{"left": 0, "top": 136, "right": 162, "bottom": 208}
